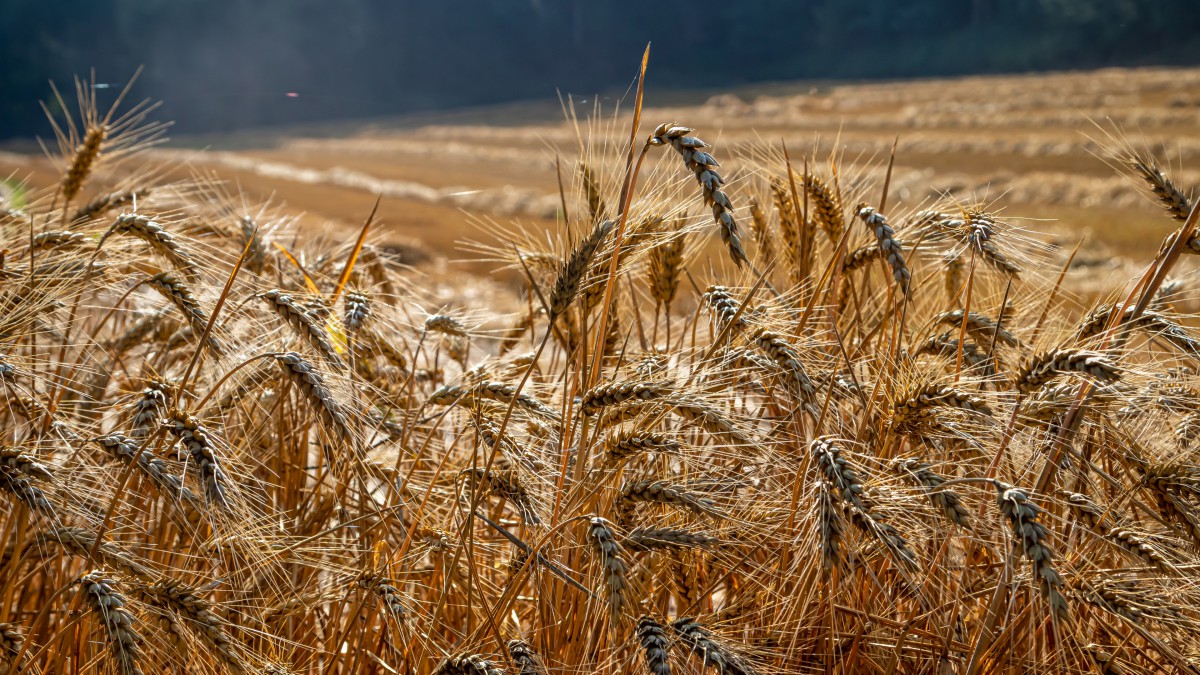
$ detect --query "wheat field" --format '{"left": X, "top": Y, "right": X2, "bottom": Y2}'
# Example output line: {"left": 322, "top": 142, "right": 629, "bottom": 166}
{"left": 1, "top": 65, "right": 1200, "bottom": 674}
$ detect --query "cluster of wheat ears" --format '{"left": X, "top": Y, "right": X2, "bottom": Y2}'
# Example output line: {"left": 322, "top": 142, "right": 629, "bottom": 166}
{"left": 2, "top": 68, "right": 1200, "bottom": 675}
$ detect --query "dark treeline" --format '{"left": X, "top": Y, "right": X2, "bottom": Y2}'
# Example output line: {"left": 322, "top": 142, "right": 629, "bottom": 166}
{"left": 2, "top": 0, "right": 1198, "bottom": 139}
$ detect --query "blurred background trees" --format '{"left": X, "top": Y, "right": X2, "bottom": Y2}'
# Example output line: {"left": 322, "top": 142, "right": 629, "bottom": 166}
{"left": 2, "top": 0, "right": 1197, "bottom": 139}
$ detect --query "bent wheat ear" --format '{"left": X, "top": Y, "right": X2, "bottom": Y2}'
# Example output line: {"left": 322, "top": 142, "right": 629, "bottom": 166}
{"left": 0, "top": 446, "right": 54, "bottom": 514}
{"left": 1016, "top": 349, "right": 1120, "bottom": 392}
{"left": 94, "top": 433, "right": 198, "bottom": 504}
{"left": 891, "top": 384, "right": 993, "bottom": 430}
{"left": 274, "top": 352, "right": 358, "bottom": 467}
{"left": 0, "top": 446, "right": 53, "bottom": 480}
{"left": 1104, "top": 527, "right": 1169, "bottom": 571}
{"left": 816, "top": 480, "right": 844, "bottom": 572}
{"left": 1132, "top": 156, "right": 1192, "bottom": 224}
{"left": 30, "top": 230, "right": 88, "bottom": 252}
{"left": 624, "top": 527, "right": 719, "bottom": 552}
{"left": 460, "top": 467, "right": 541, "bottom": 525}
{"left": 846, "top": 504, "right": 920, "bottom": 572}
{"left": 165, "top": 409, "right": 231, "bottom": 509}
{"left": 604, "top": 430, "right": 681, "bottom": 464}
{"left": 137, "top": 580, "right": 247, "bottom": 673}
{"left": 935, "top": 309, "right": 1019, "bottom": 348}
{"left": 506, "top": 639, "right": 548, "bottom": 675}
{"left": 671, "top": 617, "right": 759, "bottom": 675}
{"left": 750, "top": 328, "right": 816, "bottom": 400}
{"left": 129, "top": 378, "right": 172, "bottom": 439}
{"left": 46, "top": 527, "right": 153, "bottom": 580}
{"left": 358, "top": 576, "right": 410, "bottom": 623}
{"left": 856, "top": 204, "right": 910, "bottom": 293}
{"left": 260, "top": 290, "right": 346, "bottom": 370}
{"left": 433, "top": 653, "right": 504, "bottom": 675}
{"left": 102, "top": 214, "right": 201, "bottom": 280}
{"left": 650, "top": 122, "right": 747, "bottom": 267}
{"left": 425, "top": 313, "right": 467, "bottom": 337}
{"left": 586, "top": 517, "right": 629, "bottom": 629}
{"left": 618, "top": 479, "right": 720, "bottom": 522}
{"left": 892, "top": 459, "right": 971, "bottom": 529}
{"left": 636, "top": 616, "right": 673, "bottom": 675}
{"left": 1067, "top": 578, "right": 1150, "bottom": 624}
{"left": 472, "top": 381, "right": 559, "bottom": 419}
{"left": 703, "top": 285, "right": 748, "bottom": 332}
{"left": 78, "top": 571, "right": 144, "bottom": 675}
{"left": 0, "top": 622, "right": 27, "bottom": 668}
{"left": 810, "top": 437, "right": 866, "bottom": 510}
{"left": 843, "top": 243, "right": 885, "bottom": 274}
{"left": 74, "top": 187, "right": 150, "bottom": 223}
{"left": 919, "top": 209, "right": 1022, "bottom": 276}
{"left": 582, "top": 380, "right": 672, "bottom": 416}
{"left": 0, "top": 470, "right": 54, "bottom": 514}
{"left": 915, "top": 333, "right": 996, "bottom": 377}
{"left": 995, "top": 482, "right": 1070, "bottom": 622}
{"left": 669, "top": 400, "right": 752, "bottom": 446}
{"left": 146, "top": 273, "right": 225, "bottom": 355}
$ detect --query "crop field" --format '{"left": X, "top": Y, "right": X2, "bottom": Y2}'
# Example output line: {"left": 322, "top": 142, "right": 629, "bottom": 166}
{"left": 2, "top": 65, "right": 1200, "bottom": 674}
{"left": 5, "top": 66, "right": 1200, "bottom": 266}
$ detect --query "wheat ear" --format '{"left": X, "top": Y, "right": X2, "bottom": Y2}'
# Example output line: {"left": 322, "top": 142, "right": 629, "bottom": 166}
{"left": 856, "top": 204, "right": 910, "bottom": 293}
{"left": 671, "top": 616, "right": 758, "bottom": 675}
{"left": 145, "top": 273, "right": 225, "bottom": 355}
{"left": 260, "top": 290, "right": 346, "bottom": 370}
{"left": 586, "top": 516, "right": 629, "bottom": 629}
{"left": 649, "top": 123, "right": 747, "bottom": 267}
{"left": 636, "top": 616, "right": 673, "bottom": 675}
{"left": 506, "top": 639, "right": 548, "bottom": 675}
{"left": 1016, "top": 349, "right": 1120, "bottom": 392}
{"left": 433, "top": 653, "right": 504, "bottom": 675}
{"left": 138, "top": 579, "right": 247, "bottom": 673}
{"left": 61, "top": 125, "right": 106, "bottom": 203}
{"left": 78, "top": 571, "right": 144, "bottom": 675}
{"left": 548, "top": 219, "right": 614, "bottom": 319}
{"left": 101, "top": 214, "right": 201, "bottom": 280}
{"left": 995, "top": 482, "right": 1070, "bottom": 622}
{"left": 165, "top": 408, "right": 231, "bottom": 509}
